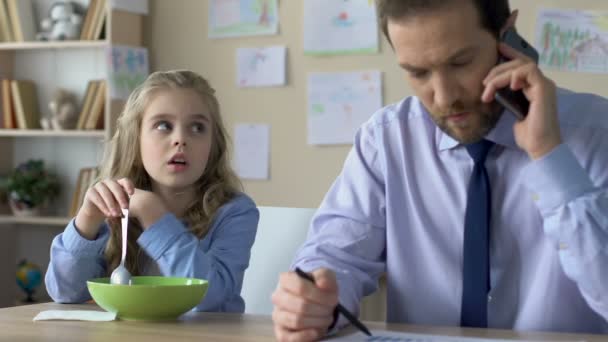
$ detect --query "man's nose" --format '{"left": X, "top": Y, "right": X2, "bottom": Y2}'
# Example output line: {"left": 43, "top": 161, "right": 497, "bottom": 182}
{"left": 433, "top": 74, "right": 460, "bottom": 111}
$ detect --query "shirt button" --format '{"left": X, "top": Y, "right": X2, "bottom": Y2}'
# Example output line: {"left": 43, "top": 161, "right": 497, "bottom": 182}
{"left": 488, "top": 294, "right": 493, "bottom": 302}
{"left": 532, "top": 193, "right": 540, "bottom": 201}
{"left": 559, "top": 243, "right": 568, "bottom": 250}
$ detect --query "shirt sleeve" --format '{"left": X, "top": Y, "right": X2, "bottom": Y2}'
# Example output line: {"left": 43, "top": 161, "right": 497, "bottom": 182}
{"left": 524, "top": 142, "right": 608, "bottom": 322}
{"left": 137, "top": 194, "right": 259, "bottom": 313}
{"left": 45, "top": 219, "right": 109, "bottom": 303}
{"left": 291, "top": 124, "right": 387, "bottom": 329}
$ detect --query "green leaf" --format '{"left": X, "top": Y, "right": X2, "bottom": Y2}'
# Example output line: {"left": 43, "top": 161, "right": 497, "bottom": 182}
{"left": 5, "top": 160, "right": 60, "bottom": 207}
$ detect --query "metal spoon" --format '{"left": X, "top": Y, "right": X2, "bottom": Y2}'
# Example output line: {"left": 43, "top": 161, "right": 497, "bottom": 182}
{"left": 110, "top": 208, "right": 132, "bottom": 285}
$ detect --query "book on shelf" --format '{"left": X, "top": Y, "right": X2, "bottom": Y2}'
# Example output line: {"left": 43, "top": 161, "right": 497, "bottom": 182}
{"left": 69, "top": 167, "right": 99, "bottom": 217}
{"left": 79, "top": 0, "right": 97, "bottom": 40}
{"left": 1, "top": 78, "right": 16, "bottom": 129}
{"left": 85, "top": 80, "right": 105, "bottom": 130}
{"left": 0, "top": 0, "right": 14, "bottom": 42}
{"left": 0, "top": 81, "right": 2, "bottom": 128}
{"left": 10, "top": 79, "right": 40, "bottom": 129}
{"left": 76, "top": 79, "right": 105, "bottom": 130}
{"left": 80, "top": 0, "right": 107, "bottom": 41}
{"left": 90, "top": 0, "right": 107, "bottom": 41}
{"left": 76, "top": 80, "right": 98, "bottom": 129}
{"left": 5, "top": 0, "right": 36, "bottom": 42}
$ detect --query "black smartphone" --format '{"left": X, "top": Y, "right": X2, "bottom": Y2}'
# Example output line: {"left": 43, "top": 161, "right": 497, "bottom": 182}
{"left": 494, "top": 27, "right": 539, "bottom": 120}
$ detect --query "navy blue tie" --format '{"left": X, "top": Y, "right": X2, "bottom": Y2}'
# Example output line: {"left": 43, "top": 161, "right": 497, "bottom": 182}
{"left": 460, "top": 139, "right": 494, "bottom": 328}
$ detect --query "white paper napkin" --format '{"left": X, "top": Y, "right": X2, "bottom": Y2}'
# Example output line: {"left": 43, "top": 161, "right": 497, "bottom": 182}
{"left": 33, "top": 310, "right": 117, "bottom": 322}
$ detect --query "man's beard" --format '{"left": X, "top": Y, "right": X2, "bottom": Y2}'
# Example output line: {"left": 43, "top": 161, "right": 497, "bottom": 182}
{"left": 431, "top": 101, "right": 503, "bottom": 144}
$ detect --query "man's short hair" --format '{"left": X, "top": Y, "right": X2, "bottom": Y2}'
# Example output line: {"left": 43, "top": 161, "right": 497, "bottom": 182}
{"left": 376, "top": 0, "right": 511, "bottom": 44}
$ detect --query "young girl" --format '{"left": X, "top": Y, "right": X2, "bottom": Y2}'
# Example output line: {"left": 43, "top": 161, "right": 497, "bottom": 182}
{"left": 45, "top": 70, "right": 259, "bottom": 313}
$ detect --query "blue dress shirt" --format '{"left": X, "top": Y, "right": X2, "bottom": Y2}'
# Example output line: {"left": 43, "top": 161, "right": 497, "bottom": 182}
{"left": 292, "top": 88, "right": 608, "bottom": 334}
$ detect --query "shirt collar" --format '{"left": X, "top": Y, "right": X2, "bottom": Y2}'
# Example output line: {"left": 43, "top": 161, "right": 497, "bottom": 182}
{"left": 435, "top": 109, "right": 520, "bottom": 152}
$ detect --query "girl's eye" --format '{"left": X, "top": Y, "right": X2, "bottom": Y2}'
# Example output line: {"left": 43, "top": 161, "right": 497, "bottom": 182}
{"left": 192, "top": 123, "right": 206, "bottom": 133}
{"left": 155, "top": 121, "right": 172, "bottom": 131}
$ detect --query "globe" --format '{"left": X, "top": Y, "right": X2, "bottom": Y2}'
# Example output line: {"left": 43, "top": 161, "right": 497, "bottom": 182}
{"left": 16, "top": 260, "right": 42, "bottom": 302}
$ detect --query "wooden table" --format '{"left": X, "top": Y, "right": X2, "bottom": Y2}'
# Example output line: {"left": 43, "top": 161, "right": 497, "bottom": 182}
{"left": 0, "top": 303, "right": 604, "bottom": 341}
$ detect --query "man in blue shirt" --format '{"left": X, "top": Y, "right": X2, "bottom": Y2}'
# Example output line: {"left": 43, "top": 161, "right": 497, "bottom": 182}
{"left": 271, "top": 0, "right": 608, "bottom": 341}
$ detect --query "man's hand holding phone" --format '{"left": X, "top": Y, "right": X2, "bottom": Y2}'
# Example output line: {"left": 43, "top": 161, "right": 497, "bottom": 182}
{"left": 482, "top": 37, "right": 562, "bottom": 160}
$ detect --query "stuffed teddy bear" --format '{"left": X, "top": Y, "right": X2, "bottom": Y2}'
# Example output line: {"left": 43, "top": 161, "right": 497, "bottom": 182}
{"left": 40, "top": 89, "right": 79, "bottom": 130}
{"left": 36, "top": 1, "right": 84, "bottom": 41}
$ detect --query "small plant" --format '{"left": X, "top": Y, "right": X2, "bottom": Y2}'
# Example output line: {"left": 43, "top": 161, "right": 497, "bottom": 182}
{"left": 0, "top": 160, "right": 60, "bottom": 210}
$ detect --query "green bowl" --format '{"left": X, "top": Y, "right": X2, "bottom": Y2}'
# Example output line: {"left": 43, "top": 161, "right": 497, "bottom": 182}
{"left": 87, "top": 276, "right": 208, "bottom": 321}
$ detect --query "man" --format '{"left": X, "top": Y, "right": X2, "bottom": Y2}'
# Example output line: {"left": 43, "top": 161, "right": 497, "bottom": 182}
{"left": 272, "top": 0, "right": 608, "bottom": 341}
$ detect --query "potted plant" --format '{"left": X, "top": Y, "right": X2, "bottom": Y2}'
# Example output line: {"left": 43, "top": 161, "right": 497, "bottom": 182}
{"left": 0, "top": 160, "right": 60, "bottom": 217}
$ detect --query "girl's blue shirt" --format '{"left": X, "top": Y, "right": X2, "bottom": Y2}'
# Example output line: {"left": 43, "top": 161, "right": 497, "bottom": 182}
{"left": 45, "top": 193, "right": 259, "bottom": 313}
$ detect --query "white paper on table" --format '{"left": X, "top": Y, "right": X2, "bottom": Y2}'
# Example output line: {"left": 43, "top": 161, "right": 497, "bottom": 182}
{"left": 209, "top": 0, "right": 279, "bottom": 38}
{"left": 33, "top": 310, "right": 117, "bottom": 322}
{"left": 237, "top": 46, "right": 286, "bottom": 88}
{"left": 330, "top": 330, "right": 584, "bottom": 342}
{"left": 303, "top": 0, "right": 378, "bottom": 55}
{"left": 234, "top": 123, "right": 270, "bottom": 180}
{"left": 535, "top": 8, "right": 608, "bottom": 74}
{"left": 307, "top": 71, "right": 382, "bottom": 145}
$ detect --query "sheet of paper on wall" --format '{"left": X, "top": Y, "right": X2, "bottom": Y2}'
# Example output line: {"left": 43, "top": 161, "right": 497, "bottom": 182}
{"left": 331, "top": 330, "right": 584, "bottom": 342}
{"left": 307, "top": 71, "right": 382, "bottom": 145}
{"left": 109, "top": 0, "right": 148, "bottom": 15}
{"left": 237, "top": 46, "right": 286, "bottom": 87}
{"left": 536, "top": 8, "right": 608, "bottom": 74}
{"left": 234, "top": 123, "right": 270, "bottom": 180}
{"left": 108, "top": 45, "right": 149, "bottom": 100}
{"left": 303, "top": 0, "right": 378, "bottom": 55}
{"left": 209, "top": 0, "right": 279, "bottom": 38}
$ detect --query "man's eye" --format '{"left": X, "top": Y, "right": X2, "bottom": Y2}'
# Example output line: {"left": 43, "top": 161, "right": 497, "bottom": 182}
{"left": 452, "top": 60, "right": 471, "bottom": 67}
{"left": 410, "top": 71, "right": 428, "bottom": 79}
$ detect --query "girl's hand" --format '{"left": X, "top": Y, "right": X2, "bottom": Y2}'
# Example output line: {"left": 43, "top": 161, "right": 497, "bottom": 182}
{"left": 74, "top": 178, "right": 134, "bottom": 240}
{"left": 128, "top": 188, "right": 167, "bottom": 230}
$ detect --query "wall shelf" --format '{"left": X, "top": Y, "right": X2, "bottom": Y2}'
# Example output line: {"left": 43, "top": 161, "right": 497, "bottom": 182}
{"left": 0, "top": 41, "right": 108, "bottom": 51}
{"left": 0, "top": 215, "right": 70, "bottom": 226}
{"left": 0, "top": 130, "right": 105, "bottom": 138}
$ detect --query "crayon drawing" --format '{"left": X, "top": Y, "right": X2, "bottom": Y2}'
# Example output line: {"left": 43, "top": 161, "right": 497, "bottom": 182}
{"left": 236, "top": 46, "right": 286, "bottom": 87}
{"left": 209, "top": 0, "right": 279, "bottom": 38}
{"left": 307, "top": 71, "right": 382, "bottom": 145}
{"left": 536, "top": 9, "right": 608, "bottom": 74}
{"left": 107, "top": 45, "right": 149, "bottom": 100}
{"left": 304, "top": 0, "right": 378, "bottom": 55}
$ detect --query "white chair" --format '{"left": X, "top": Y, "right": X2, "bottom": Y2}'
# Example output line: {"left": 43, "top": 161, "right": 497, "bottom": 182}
{"left": 241, "top": 206, "right": 316, "bottom": 315}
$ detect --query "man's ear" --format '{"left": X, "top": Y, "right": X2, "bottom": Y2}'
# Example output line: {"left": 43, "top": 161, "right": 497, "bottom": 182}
{"left": 499, "top": 9, "right": 519, "bottom": 37}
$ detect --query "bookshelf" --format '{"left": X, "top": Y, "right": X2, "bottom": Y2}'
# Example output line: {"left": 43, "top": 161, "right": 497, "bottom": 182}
{"left": 0, "top": 0, "right": 147, "bottom": 308}
{"left": 0, "top": 129, "right": 105, "bottom": 137}
{"left": 0, "top": 40, "right": 108, "bottom": 50}
{"left": 0, "top": 215, "right": 70, "bottom": 226}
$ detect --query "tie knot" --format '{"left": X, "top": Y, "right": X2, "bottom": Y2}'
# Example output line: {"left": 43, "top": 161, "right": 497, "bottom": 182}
{"left": 466, "top": 139, "right": 494, "bottom": 164}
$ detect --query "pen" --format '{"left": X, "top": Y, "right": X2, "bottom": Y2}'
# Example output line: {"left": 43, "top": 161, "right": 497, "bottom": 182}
{"left": 294, "top": 267, "right": 372, "bottom": 337}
